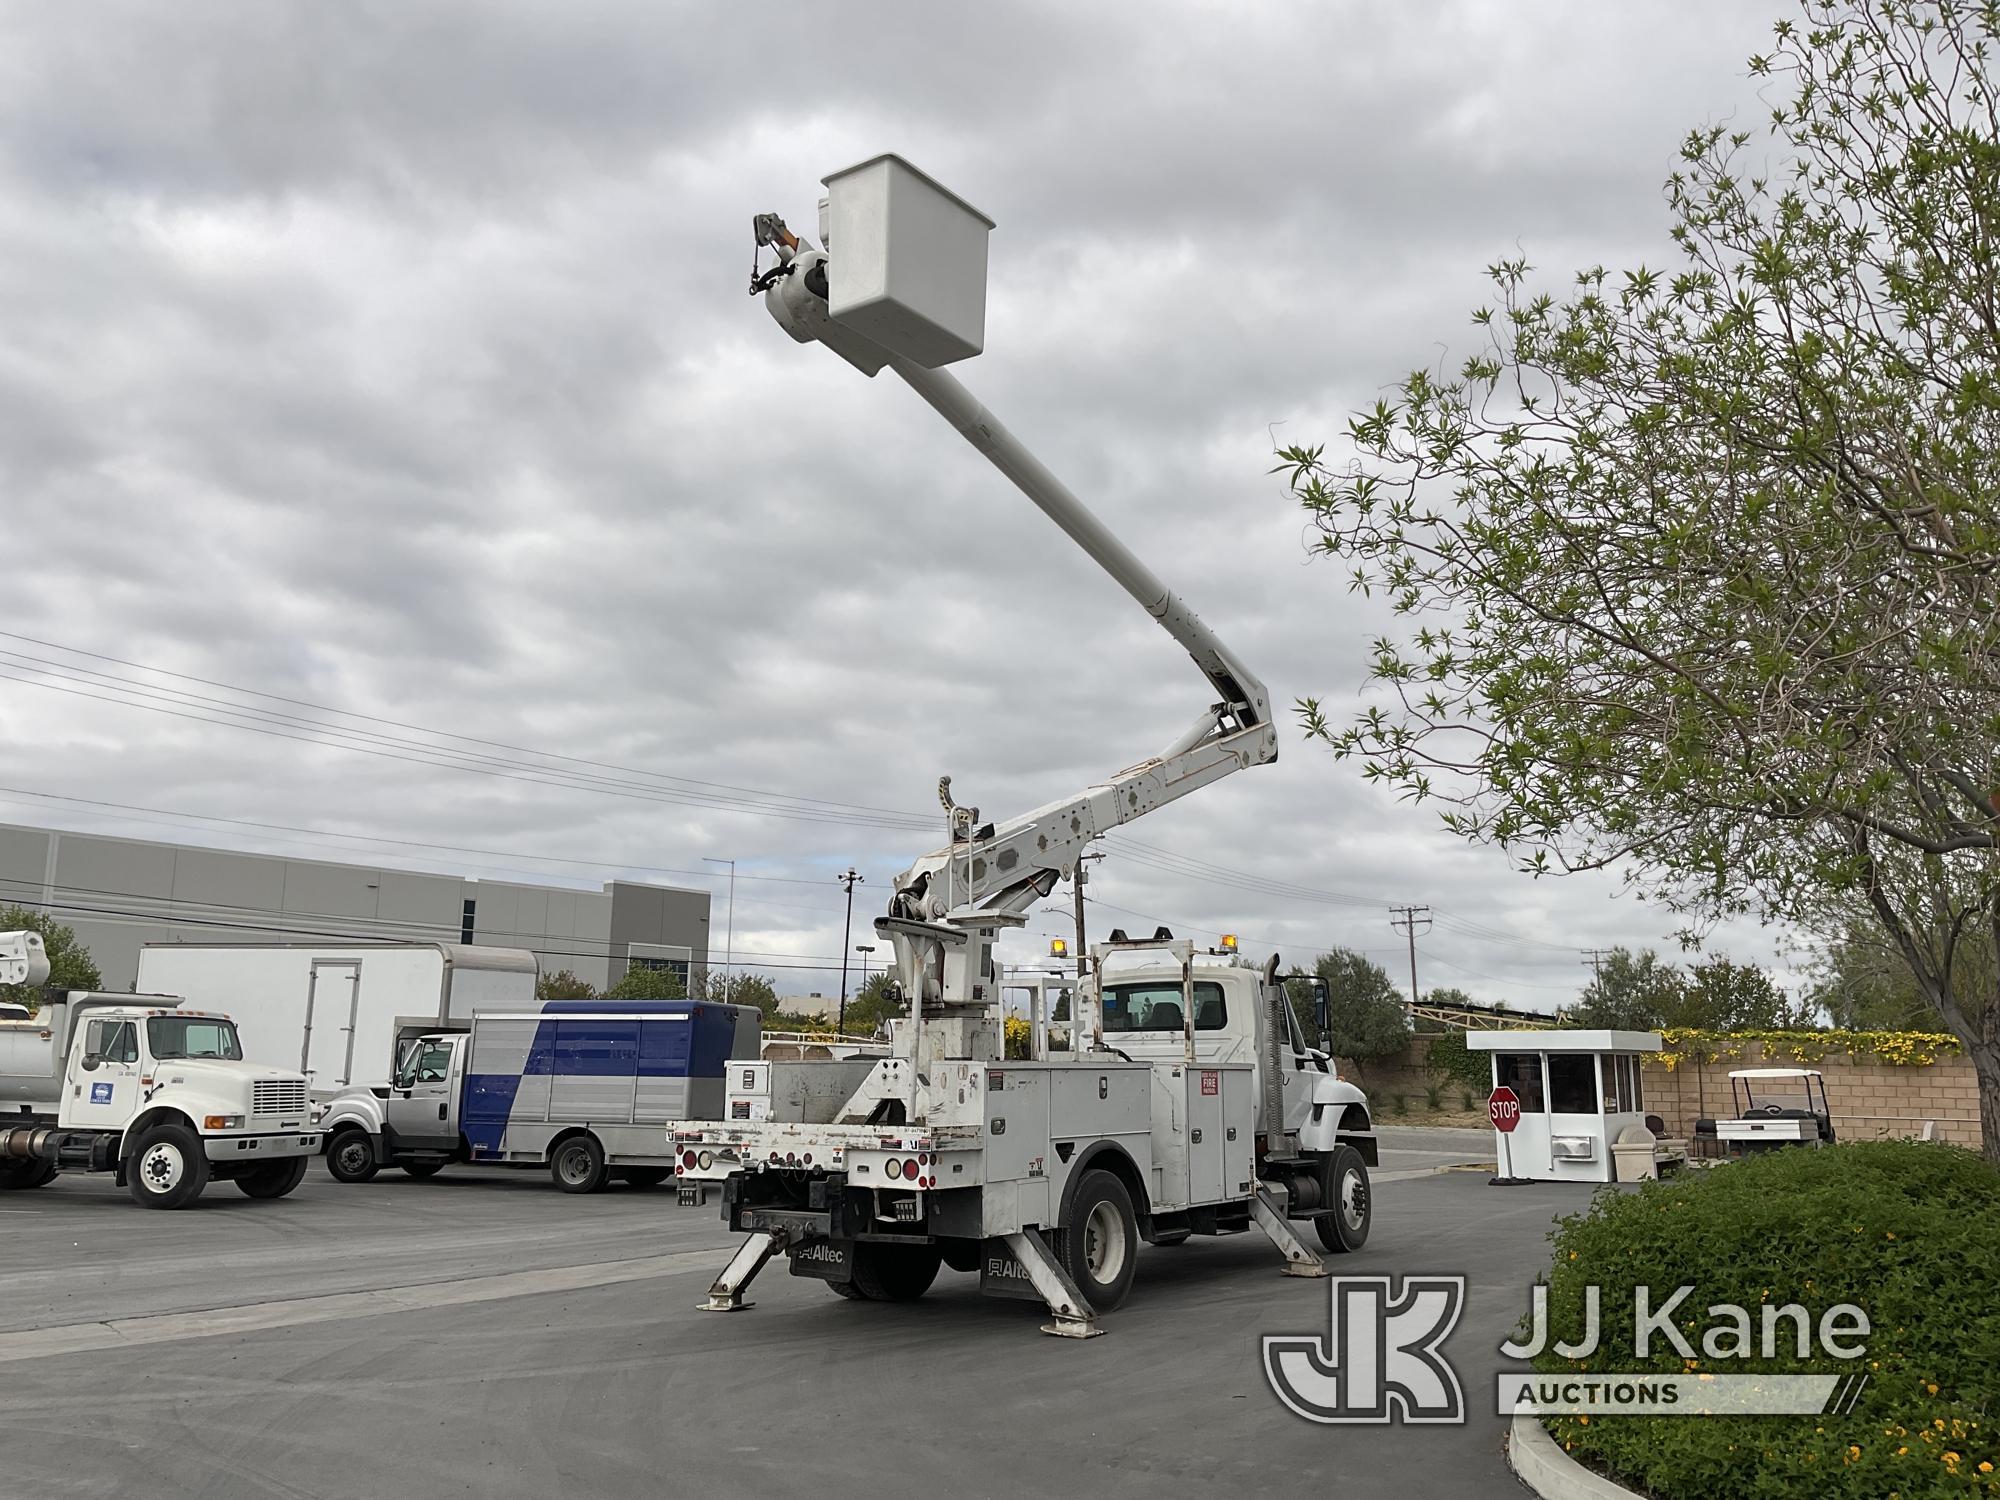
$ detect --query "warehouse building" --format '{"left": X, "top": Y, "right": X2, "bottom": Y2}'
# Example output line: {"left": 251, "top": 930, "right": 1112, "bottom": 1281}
{"left": 0, "top": 821, "right": 709, "bottom": 994}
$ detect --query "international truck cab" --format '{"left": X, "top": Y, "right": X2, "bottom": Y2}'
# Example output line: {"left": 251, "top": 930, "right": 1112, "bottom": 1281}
{"left": 0, "top": 931, "right": 321, "bottom": 1208}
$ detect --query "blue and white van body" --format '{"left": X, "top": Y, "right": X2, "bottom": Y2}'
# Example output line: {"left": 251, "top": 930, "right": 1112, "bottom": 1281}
{"left": 315, "top": 999, "right": 760, "bottom": 1191}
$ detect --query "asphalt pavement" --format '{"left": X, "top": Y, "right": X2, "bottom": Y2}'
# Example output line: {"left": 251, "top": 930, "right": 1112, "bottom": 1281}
{"left": 0, "top": 1126, "right": 1581, "bottom": 1500}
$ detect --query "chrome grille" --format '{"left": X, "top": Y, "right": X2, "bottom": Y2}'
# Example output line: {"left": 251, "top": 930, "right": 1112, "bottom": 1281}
{"left": 252, "top": 1079, "right": 308, "bottom": 1117}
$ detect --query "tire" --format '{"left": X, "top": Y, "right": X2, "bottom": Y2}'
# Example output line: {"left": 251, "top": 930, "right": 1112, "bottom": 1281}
{"left": 126, "top": 1122, "right": 210, "bottom": 1209}
{"left": 1054, "top": 1169, "right": 1139, "bottom": 1311}
{"left": 827, "top": 1279, "right": 869, "bottom": 1300}
{"left": 400, "top": 1161, "right": 445, "bottom": 1179}
{"left": 0, "top": 1158, "right": 54, "bottom": 1191}
{"left": 550, "top": 1134, "right": 609, "bottom": 1194}
{"left": 237, "top": 1156, "right": 310, "bottom": 1200}
{"left": 938, "top": 1238, "right": 980, "bottom": 1274}
{"left": 849, "top": 1240, "right": 942, "bottom": 1302}
{"left": 1313, "top": 1143, "right": 1371, "bottom": 1254}
{"left": 617, "top": 1166, "right": 672, "bottom": 1189}
{"left": 325, "top": 1129, "right": 380, "bottom": 1184}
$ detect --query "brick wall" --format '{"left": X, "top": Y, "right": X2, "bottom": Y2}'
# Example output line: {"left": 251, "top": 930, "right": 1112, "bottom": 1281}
{"left": 1641, "top": 1042, "right": 1982, "bottom": 1150}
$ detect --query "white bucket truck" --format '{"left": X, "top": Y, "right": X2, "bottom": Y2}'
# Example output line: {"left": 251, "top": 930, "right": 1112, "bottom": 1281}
{"left": 0, "top": 931, "right": 319, "bottom": 1207}
{"left": 670, "top": 158, "right": 1378, "bottom": 1337}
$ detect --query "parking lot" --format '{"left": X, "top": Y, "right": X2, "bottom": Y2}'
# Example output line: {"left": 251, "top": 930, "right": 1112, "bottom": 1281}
{"left": 0, "top": 1128, "right": 1568, "bottom": 1500}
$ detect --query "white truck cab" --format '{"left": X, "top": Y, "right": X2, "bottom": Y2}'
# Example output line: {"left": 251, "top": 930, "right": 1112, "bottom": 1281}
{"left": 0, "top": 933, "right": 320, "bottom": 1208}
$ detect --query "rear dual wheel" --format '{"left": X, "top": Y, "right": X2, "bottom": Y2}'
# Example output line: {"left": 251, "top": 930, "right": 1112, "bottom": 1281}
{"left": 0, "top": 1158, "right": 56, "bottom": 1190}
{"left": 1313, "top": 1143, "right": 1371, "bottom": 1254}
{"left": 1054, "top": 1170, "right": 1139, "bottom": 1311}
{"left": 827, "top": 1241, "right": 943, "bottom": 1302}
{"left": 551, "top": 1134, "right": 609, "bottom": 1194}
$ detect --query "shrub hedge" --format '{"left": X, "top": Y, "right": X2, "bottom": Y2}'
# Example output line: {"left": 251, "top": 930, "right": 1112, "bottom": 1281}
{"left": 1537, "top": 1142, "right": 2000, "bottom": 1499}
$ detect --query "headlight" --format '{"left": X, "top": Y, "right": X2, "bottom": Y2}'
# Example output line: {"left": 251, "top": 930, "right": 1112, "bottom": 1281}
{"left": 202, "top": 1114, "right": 244, "bottom": 1131}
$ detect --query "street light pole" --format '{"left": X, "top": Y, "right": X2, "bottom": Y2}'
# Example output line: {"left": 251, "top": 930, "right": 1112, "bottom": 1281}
{"left": 703, "top": 857, "right": 737, "bottom": 995}
{"left": 837, "top": 868, "right": 865, "bottom": 1035}
{"left": 856, "top": 944, "right": 876, "bottom": 989}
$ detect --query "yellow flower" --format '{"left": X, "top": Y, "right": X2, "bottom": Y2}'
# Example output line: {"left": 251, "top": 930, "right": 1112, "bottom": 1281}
{"left": 1980, "top": 1461, "right": 1993, "bottom": 1474}
{"left": 1898, "top": 1447, "right": 1908, "bottom": 1456}
{"left": 1929, "top": 1385, "right": 1940, "bottom": 1396}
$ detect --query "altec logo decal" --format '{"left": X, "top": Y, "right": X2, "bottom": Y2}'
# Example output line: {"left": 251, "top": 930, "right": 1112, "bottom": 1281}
{"left": 1263, "top": 1276, "right": 1466, "bottom": 1424}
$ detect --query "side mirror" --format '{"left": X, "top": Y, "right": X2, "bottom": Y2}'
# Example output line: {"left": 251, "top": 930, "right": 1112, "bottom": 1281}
{"left": 79, "top": 1053, "right": 101, "bottom": 1072}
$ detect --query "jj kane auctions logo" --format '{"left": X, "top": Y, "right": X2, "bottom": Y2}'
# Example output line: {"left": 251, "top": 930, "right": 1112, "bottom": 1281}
{"left": 1264, "top": 1276, "right": 1872, "bottom": 1424}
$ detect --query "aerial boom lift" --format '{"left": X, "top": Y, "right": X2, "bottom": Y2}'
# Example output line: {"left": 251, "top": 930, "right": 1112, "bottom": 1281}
{"left": 676, "top": 158, "right": 1376, "bottom": 1335}
{"left": 755, "top": 179, "right": 1275, "bottom": 1072}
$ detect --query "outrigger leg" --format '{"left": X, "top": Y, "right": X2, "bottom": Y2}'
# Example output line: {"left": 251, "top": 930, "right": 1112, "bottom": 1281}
{"left": 699, "top": 1230, "right": 785, "bottom": 1312}
{"left": 1002, "top": 1228, "right": 1103, "bottom": 1339}
{"left": 1251, "top": 1187, "right": 1328, "bottom": 1279}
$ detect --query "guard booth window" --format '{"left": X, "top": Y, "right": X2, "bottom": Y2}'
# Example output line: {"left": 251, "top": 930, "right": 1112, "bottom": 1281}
{"left": 1493, "top": 1053, "right": 1545, "bottom": 1111}
{"left": 1548, "top": 1054, "right": 1598, "bottom": 1114}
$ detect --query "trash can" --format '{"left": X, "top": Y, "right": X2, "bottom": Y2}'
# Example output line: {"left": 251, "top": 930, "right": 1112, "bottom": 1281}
{"left": 1611, "top": 1124, "right": 1658, "bottom": 1183}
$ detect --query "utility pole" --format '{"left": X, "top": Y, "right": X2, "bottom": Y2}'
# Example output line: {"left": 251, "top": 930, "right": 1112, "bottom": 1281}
{"left": 703, "top": 856, "right": 736, "bottom": 996}
{"left": 1581, "top": 949, "right": 1609, "bottom": 985}
{"left": 1388, "top": 905, "right": 1432, "bottom": 1016}
{"left": 1069, "top": 850, "right": 1104, "bottom": 978}
{"left": 837, "top": 868, "right": 865, "bottom": 1035}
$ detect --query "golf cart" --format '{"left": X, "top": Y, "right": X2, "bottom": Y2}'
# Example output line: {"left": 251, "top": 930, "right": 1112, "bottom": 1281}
{"left": 1696, "top": 1067, "right": 1836, "bottom": 1154}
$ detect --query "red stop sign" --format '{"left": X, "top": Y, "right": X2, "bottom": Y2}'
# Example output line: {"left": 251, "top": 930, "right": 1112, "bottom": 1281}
{"left": 1489, "top": 1085, "right": 1522, "bottom": 1133}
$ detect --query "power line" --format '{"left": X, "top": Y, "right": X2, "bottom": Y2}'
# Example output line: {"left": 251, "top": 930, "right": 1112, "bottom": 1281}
{"left": 0, "top": 631, "right": 933, "bottom": 825}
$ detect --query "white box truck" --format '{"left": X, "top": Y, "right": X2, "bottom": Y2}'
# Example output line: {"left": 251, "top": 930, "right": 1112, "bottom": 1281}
{"left": 134, "top": 942, "right": 539, "bottom": 1095}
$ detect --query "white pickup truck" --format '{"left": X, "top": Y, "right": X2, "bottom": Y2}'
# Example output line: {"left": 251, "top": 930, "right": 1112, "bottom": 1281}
{"left": 0, "top": 932, "right": 320, "bottom": 1208}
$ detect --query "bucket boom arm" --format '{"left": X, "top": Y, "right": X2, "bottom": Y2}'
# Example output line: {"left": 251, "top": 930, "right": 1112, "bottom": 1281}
{"left": 754, "top": 214, "right": 1276, "bottom": 1016}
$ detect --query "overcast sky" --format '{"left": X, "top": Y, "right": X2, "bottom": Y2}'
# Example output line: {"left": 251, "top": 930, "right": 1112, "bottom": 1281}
{"left": 0, "top": 2, "right": 1798, "bottom": 1007}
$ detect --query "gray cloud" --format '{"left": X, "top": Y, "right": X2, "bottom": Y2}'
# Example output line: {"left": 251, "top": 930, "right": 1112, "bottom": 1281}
{"left": 0, "top": 1, "right": 1793, "bottom": 1002}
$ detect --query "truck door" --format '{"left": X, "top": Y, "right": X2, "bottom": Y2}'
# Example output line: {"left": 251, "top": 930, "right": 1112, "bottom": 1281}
{"left": 303, "top": 960, "right": 363, "bottom": 1088}
{"left": 66, "top": 1017, "right": 141, "bottom": 1130}
{"left": 384, "top": 1035, "right": 460, "bottom": 1149}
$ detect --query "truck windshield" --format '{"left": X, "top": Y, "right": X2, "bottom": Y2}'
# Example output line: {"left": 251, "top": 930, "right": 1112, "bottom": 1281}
{"left": 1101, "top": 981, "right": 1226, "bottom": 1034}
{"left": 146, "top": 1017, "right": 243, "bottom": 1060}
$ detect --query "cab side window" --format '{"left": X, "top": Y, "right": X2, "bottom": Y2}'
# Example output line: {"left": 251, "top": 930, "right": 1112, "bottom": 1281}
{"left": 85, "top": 1019, "right": 138, "bottom": 1064}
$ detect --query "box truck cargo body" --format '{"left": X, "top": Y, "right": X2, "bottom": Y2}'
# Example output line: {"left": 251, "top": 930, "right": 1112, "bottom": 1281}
{"left": 133, "top": 943, "right": 538, "bottom": 1094}
{"left": 316, "top": 999, "right": 760, "bottom": 1193}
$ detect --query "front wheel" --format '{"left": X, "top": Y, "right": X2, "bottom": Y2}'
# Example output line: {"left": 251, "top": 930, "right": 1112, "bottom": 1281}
{"left": 1054, "top": 1169, "right": 1139, "bottom": 1311}
{"left": 1313, "top": 1143, "right": 1371, "bottom": 1254}
{"left": 325, "top": 1128, "right": 380, "bottom": 1184}
{"left": 237, "top": 1156, "right": 310, "bottom": 1200}
{"left": 127, "top": 1123, "right": 210, "bottom": 1209}
{"left": 550, "top": 1134, "right": 609, "bottom": 1194}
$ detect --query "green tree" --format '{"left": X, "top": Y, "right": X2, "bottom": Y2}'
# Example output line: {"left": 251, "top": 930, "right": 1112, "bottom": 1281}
{"left": 534, "top": 968, "right": 595, "bottom": 1002}
{"left": 1298, "top": 947, "right": 1411, "bottom": 1082}
{"left": 696, "top": 971, "right": 781, "bottom": 1014}
{"left": 1279, "top": 1, "right": 2000, "bottom": 1158}
{"left": 0, "top": 905, "right": 102, "bottom": 1014}
{"left": 1805, "top": 920, "right": 1942, "bottom": 1030}
{"left": 837, "top": 970, "right": 901, "bottom": 1037}
{"left": 1422, "top": 1027, "right": 1491, "bottom": 1091}
{"left": 1669, "top": 956, "right": 1800, "bottom": 1031}
{"left": 1567, "top": 948, "right": 1685, "bottom": 1030}
{"left": 605, "top": 962, "right": 687, "bottom": 1001}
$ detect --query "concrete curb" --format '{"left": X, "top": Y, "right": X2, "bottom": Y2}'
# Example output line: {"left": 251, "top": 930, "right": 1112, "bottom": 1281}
{"left": 1507, "top": 1411, "right": 1646, "bottom": 1500}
